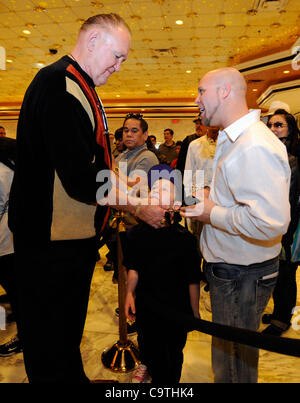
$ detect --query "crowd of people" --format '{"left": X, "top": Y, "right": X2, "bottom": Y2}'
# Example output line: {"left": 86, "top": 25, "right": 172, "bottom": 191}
{"left": 0, "top": 12, "right": 299, "bottom": 384}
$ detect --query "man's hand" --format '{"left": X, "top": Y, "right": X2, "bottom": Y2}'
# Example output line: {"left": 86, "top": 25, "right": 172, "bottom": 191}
{"left": 125, "top": 292, "right": 136, "bottom": 322}
{"left": 180, "top": 192, "right": 216, "bottom": 224}
{"left": 138, "top": 204, "right": 168, "bottom": 228}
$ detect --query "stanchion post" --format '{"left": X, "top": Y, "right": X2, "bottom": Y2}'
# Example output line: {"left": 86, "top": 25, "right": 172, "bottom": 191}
{"left": 101, "top": 211, "right": 140, "bottom": 373}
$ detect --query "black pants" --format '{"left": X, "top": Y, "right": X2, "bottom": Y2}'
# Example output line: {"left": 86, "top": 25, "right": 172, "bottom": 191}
{"left": 13, "top": 238, "right": 98, "bottom": 383}
{"left": 272, "top": 259, "right": 298, "bottom": 325}
{"left": 0, "top": 253, "right": 18, "bottom": 320}
{"left": 136, "top": 313, "right": 187, "bottom": 383}
{"left": 0, "top": 253, "right": 15, "bottom": 302}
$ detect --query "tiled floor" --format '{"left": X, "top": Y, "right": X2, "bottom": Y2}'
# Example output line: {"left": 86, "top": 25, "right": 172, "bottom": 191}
{"left": 0, "top": 246, "right": 299, "bottom": 383}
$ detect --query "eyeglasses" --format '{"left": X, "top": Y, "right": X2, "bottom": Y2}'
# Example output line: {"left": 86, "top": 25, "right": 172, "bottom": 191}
{"left": 267, "top": 122, "right": 288, "bottom": 129}
{"left": 125, "top": 113, "right": 144, "bottom": 120}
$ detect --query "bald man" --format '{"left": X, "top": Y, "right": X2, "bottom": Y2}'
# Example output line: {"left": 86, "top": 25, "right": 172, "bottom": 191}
{"left": 8, "top": 13, "right": 165, "bottom": 384}
{"left": 181, "top": 68, "right": 291, "bottom": 383}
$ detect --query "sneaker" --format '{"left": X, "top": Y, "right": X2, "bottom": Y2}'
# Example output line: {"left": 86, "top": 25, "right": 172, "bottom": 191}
{"left": 0, "top": 336, "right": 23, "bottom": 357}
{"left": 132, "top": 364, "right": 149, "bottom": 383}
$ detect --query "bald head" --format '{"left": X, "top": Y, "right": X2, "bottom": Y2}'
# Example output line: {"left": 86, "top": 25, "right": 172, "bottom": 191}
{"left": 71, "top": 13, "right": 131, "bottom": 87}
{"left": 195, "top": 67, "right": 249, "bottom": 128}
{"left": 205, "top": 68, "right": 247, "bottom": 96}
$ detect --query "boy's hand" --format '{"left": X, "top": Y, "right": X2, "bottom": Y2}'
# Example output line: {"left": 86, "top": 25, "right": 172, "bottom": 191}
{"left": 125, "top": 292, "right": 136, "bottom": 321}
{"left": 193, "top": 311, "right": 201, "bottom": 319}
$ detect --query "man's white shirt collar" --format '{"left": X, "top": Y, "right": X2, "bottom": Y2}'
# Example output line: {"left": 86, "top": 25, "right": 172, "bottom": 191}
{"left": 222, "top": 109, "right": 261, "bottom": 142}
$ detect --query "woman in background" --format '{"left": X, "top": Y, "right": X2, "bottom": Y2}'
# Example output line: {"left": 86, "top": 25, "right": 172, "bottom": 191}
{"left": 262, "top": 109, "right": 300, "bottom": 336}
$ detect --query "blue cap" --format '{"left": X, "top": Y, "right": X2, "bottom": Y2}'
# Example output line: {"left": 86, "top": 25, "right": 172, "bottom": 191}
{"left": 147, "top": 164, "right": 175, "bottom": 189}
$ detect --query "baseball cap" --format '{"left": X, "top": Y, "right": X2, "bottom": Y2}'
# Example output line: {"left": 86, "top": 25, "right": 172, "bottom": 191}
{"left": 262, "top": 101, "right": 291, "bottom": 116}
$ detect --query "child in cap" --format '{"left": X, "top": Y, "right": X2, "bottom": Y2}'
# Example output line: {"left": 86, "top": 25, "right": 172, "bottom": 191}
{"left": 124, "top": 164, "right": 201, "bottom": 383}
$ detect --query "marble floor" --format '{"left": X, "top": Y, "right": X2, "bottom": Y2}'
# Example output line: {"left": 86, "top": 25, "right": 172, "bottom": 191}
{"left": 0, "top": 246, "right": 299, "bottom": 383}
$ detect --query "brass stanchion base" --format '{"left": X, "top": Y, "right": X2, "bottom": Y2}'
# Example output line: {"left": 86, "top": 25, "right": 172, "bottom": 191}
{"left": 101, "top": 340, "right": 140, "bottom": 373}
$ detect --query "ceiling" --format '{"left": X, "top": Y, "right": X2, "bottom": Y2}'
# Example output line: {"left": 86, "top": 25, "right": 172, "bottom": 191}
{"left": 0, "top": 0, "right": 299, "bottom": 119}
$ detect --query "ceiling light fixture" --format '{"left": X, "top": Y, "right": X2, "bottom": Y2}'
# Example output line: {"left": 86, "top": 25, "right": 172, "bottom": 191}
{"left": 247, "top": 9, "right": 257, "bottom": 16}
{"left": 283, "top": 70, "right": 290, "bottom": 74}
{"left": 187, "top": 12, "right": 198, "bottom": 18}
{"left": 34, "top": 6, "right": 46, "bottom": 12}
{"left": 131, "top": 15, "right": 142, "bottom": 21}
{"left": 91, "top": 1, "right": 104, "bottom": 7}
{"left": 271, "top": 22, "right": 281, "bottom": 28}
{"left": 23, "top": 30, "right": 31, "bottom": 35}
{"left": 33, "top": 62, "right": 45, "bottom": 69}
{"left": 176, "top": 20, "right": 183, "bottom": 25}
{"left": 186, "top": 70, "right": 191, "bottom": 73}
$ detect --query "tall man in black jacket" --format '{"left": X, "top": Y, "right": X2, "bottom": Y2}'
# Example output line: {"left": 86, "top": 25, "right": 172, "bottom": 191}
{"left": 8, "top": 14, "right": 165, "bottom": 383}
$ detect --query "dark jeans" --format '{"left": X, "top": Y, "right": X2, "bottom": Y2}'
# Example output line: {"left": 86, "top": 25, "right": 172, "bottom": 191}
{"left": 13, "top": 238, "right": 98, "bottom": 383}
{"left": 0, "top": 253, "right": 18, "bottom": 320}
{"left": 271, "top": 259, "right": 298, "bottom": 326}
{"left": 204, "top": 257, "right": 279, "bottom": 383}
{"left": 136, "top": 311, "right": 187, "bottom": 383}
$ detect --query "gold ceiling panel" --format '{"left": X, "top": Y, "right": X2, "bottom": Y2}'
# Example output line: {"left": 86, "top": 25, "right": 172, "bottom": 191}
{"left": 0, "top": 0, "right": 299, "bottom": 104}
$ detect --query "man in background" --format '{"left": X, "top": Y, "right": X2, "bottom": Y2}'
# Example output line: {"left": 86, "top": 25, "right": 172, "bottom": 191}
{"left": 112, "top": 127, "right": 126, "bottom": 158}
{"left": 176, "top": 115, "right": 207, "bottom": 177}
{"left": 0, "top": 126, "right": 6, "bottom": 138}
{"left": 158, "top": 128, "right": 177, "bottom": 165}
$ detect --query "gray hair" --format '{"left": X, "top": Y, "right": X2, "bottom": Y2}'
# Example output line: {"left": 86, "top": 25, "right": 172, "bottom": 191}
{"left": 80, "top": 13, "right": 131, "bottom": 35}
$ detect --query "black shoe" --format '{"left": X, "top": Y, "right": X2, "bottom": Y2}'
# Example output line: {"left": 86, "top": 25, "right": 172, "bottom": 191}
{"left": 261, "top": 323, "right": 290, "bottom": 337}
{"left": 0, "top": 337, "right": 23, "bottom": 357}
{"left": 262, "top": 314, "right": 273, "bottom": 324}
